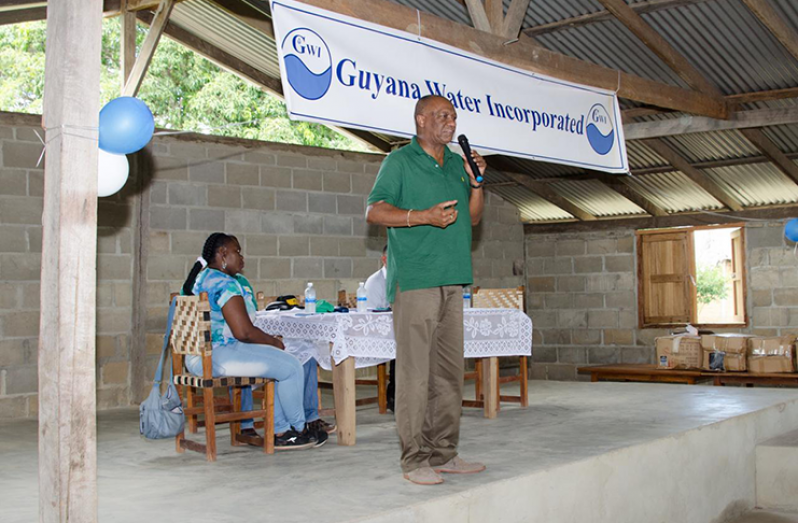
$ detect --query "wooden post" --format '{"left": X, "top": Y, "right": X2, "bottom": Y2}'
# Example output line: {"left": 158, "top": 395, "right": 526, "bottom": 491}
{"left": 39, "top": 1, "right": 103, "bottom": 521}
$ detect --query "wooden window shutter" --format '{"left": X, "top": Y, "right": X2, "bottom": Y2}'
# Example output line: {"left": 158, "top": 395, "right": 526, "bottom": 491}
{"left": 638, "top": 230, "right": 696, "bottom": 327}
{"left": 730, "top": 228, "right": 746, "bottom": 324}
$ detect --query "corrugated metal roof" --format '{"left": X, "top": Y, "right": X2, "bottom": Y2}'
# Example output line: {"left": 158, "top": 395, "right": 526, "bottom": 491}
{"left": 145, "top": 0, "right": 798, "bottom": 223}
{"left": 171, "top": 0, "right": 281, "bottom": 79}
{"left": 491, "top": 185, "right": 574, "bottom": 222}
{"left": 625, "top": 172, "right": 724, "bottom": 213}
{"left": 548, "top": 179, "right": 645, "bottom": 217}
{"left": 704, "top": 162, "right": 798, "bottom": 207}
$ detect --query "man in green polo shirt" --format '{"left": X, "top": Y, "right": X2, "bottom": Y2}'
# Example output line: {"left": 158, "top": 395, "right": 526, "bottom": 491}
{"left": 366, "top": 95, "right": 487, "bottom": 485}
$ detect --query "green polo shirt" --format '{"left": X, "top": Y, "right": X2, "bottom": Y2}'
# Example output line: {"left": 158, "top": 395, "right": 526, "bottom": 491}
{"left": 368, "top": 137, "right": 473, "bottom": 303}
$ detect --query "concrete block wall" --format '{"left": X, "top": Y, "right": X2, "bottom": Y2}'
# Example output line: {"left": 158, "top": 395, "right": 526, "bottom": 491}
{"left": 0, "top": 112, "right": 137, "bottom": 417}
{"left": 524, "top": 222, "right": 798, "bottom": 381}
{"left": 0, "top": 111, "right": 525, "bottom": 419}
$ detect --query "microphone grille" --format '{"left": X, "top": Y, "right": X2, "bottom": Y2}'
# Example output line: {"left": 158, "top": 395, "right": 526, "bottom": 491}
{"left": 457, "top": 134, "right": 467, "bottom": 144}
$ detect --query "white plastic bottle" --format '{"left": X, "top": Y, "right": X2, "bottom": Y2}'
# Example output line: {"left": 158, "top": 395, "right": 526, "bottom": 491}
{"left": 356, "top": 282, "right": 368, "bottom": 312}
{"left": 304, "top": 282, "right": 317, "bottom": 314}
{"left": 463, "top": 285, "right": 472, "bottom": 309}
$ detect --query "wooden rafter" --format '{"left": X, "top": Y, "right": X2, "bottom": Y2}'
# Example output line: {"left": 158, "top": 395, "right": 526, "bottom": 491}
{"left": 464, "top": 0, "right": 492, "bottom": 32}
{"left": 524, "top": 204, "right": 798, "bottom": 232}
{"left": 0, "top": 5, "right": 44, "bottom": 24}
{"left": 122, "top": 0, "right": 174, "bottom": 97}
{"left": 485, "top": 0, "right": 503, "bottom": 33}
{"left": 522, "top": 0, "right": 712, "bottom": 37}
{"left": 595, "top": 0, "right": 721, "bottom": 96}
{"left": 136, "top": 10, "right": 392, "bottom": 152}
{"left": 120, "top": 0, "right": 136, "bottom": 89}
{"left": 624, "top": 106, "right": 798, "bottom": 139}
{"left": 642, "top": 139, "right": 744, "bottom": 211}
{"left": 726, "top": 87, "right": 798, "bottom": 107}
{"left": 210, "top": 0, "right": 273, "bottom": 37}
{"left": 503, "top": 171, "right": 598, "bottom": 221}
{"left": 501, "top": 0, "right": 531, "bottom": 39}
{"left": 296, "top": 0, "right": 726, "bottom": 118}
{"left": 625, "top": 88, "right": 798, "bottom": 121}
{"left": 596, "top": 174, "right": 669, "bottom": 216}
{"left": 742, "top": 0, "right": 798, "bottom": 63}
{"left": 740, "top": 128, "right": 798, "bottom": 185}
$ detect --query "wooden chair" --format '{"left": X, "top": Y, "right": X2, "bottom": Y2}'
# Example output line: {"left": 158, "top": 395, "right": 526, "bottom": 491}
{"left": 170, "top": 293, "right": 275, "bottom": 461}
{"left": 338, "top": 290, "right": 388, "bottom": 414}
{"left": 465, "top": 286, "right": 529, "bottom": 410}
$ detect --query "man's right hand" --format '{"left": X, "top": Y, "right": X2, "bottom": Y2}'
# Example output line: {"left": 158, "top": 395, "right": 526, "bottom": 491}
{"left": 425, "top": 200, "right": 458, "bottom": 228}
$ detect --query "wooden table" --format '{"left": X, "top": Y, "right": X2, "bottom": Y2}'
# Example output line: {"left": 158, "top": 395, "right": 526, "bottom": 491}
{"left": 253, "top": 308, "right": 533, "bottom": 445}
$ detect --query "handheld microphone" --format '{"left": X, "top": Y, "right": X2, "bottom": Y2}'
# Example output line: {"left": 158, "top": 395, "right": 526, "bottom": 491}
{"left": 457, "top": 134, "right": 483, "bottom": 184}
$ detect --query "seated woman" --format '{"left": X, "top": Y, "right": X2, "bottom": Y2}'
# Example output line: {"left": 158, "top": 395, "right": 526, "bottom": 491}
{"left": 181, "top": 232, "right": 330, "bottom": 450}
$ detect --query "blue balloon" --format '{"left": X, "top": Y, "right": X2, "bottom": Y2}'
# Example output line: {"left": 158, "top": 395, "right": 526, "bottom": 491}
{"left": 99, "top": 97, "right": 154, "bottom": 155}
{"left": 785, "top": 218, "right": 798, "bottom": 242}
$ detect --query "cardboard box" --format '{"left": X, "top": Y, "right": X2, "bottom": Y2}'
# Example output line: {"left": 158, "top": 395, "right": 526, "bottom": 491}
{"left": 656, "top": 335, "right": 702, "bottom": 369}
{"left": 747, "top": 336, "right": 796, "bottom": 374}
{"left": 700, "top": 334, "right": 754, "bottom": 354}
{"left": 702, "top": 350, "right": 746, "bottom": 372}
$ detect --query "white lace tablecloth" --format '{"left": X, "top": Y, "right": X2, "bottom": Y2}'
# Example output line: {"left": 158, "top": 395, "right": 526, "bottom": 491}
{"left": 252, "top": 308, "right": 533, "bottom": 371}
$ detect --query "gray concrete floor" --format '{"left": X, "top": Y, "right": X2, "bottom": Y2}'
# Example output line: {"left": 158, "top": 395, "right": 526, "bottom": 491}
{"left": 2, "top": 381, "right": 798, "bottom": 523}
{"left": 729, "top": 510, "right": 798, "bottom": 523}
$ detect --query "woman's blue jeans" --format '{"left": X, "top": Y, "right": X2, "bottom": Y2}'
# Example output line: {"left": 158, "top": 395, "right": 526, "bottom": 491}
{"left": 185, "top": 340, "right": 313, "bottom": 433}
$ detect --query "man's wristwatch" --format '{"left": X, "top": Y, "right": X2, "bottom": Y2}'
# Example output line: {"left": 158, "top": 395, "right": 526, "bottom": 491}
{"left": 470, "top": 182, "right": 483, "bottom": 189}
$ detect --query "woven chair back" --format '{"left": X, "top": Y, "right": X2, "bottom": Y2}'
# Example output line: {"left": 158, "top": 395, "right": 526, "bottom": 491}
{"left": 338, "top": 290, "right": 357, "bottom": 309}
{"left": 472, "top": 286, "right": 525, "bottom": 311}
{"left": 170, "top": 295, "right": 213, "bottom": 356}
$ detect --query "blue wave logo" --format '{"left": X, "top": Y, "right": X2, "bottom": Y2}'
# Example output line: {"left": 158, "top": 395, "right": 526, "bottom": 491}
{"left": 281, "top": 28, "right": 332, "bottom": 101}
{"left": 585, "top": 104, "right": 615, "bottom": 156}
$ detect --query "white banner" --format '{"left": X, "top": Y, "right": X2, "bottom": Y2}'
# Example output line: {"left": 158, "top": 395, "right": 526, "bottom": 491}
{"left": 271, "top": 0, "right": 629, "bottom": 174}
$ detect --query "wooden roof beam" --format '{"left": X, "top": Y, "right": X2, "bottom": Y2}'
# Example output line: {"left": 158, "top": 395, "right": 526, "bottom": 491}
{"left": 122, "top": 0, "right": 175, "bottom": 97}
{"left": 596, "top": 174, "right": 669, "bottom": 216}
{"left": 209, "top": 0, "right": 274, "bottom": 37}
{"left": 296, "top": 0, "right": 726, "bottom": 118}
{"left": 464, "top": 0, "right": 492, "bottom": 32}
{"left": 642, "top": 139, "right": 744, "bottom": 211}
{"left": 523, "top": 0, "right": 712, "bottom": 37}
{"left": 624, "top": 106, "right": 798, "bottom": 139}
{"left": 742, "top": 0, "right": 798, "bottom": 63}
{"left": 0, "top": 5, "right": 44, "bottom": 24}
{"left": 726, "top": 87, "right": 798, "bottom": 107}
{"left": 595, "top": 0, "right": 721, "bottom": 96}
{"left": 523, "top": 203, "right": 798, "bottom": 233}
{"left": 504, "top": 171, "right": 598, "bottom": 221}
{"left": 137, "top": 11, "right": 391, "bottom": 153}
{"left": 465, "top": 0, "right": 531, "bottom": 39}
{"left": 501, "top": 0, "right": 531, "bottom": 39}
{"left": 624, "top": 87, "right": 798, "bottom": 121}
{"left": 740, "top": 128, "right": 798, "bottom": 186}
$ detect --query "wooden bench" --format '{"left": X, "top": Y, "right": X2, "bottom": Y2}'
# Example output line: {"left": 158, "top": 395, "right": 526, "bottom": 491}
{"left": 578, "top": 364, "right": 798, "bottom": 387}
{"left": 577, "top": 364, "right": 711, "bottom": 385}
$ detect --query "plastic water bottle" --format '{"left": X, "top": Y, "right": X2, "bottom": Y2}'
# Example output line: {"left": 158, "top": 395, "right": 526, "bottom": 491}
{"left": 356, "top": 282, "right": 368, "bottom": 312}
{"left": 463, "top": 286, "right": 472, "bottom": 309}
{"left": 304, "top": 282, "right": 316, "bottom": 314}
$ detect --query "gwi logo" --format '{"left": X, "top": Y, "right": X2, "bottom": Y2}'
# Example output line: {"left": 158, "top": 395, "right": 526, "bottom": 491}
{"left": 585, "top": 104, "right": 615, "bottom": 155}
{"left": 281, "top": 28, "right": 332, "bottom": 101}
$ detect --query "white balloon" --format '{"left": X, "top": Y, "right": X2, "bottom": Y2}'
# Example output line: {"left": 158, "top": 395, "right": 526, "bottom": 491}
{"left": 97, "top": 149, "right": 129, "bottom": 197}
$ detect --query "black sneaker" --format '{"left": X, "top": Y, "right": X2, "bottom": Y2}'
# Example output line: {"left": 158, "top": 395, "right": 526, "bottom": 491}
{"left": 307, "top": 418, "right": 337, "bottom": 435}
{"left": 303, "top": 424, "right": 329, "bottom": 448}
{"left": 274, "top": 428, "right": 314, "bottom": 451}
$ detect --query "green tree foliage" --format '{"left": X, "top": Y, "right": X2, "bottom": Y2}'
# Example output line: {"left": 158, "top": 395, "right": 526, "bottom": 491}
{"left": 0, "top": 19, "right": 368, "bottom": 152}
{"left": 696, "top": 264, "right": 729, "bottom": 306}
